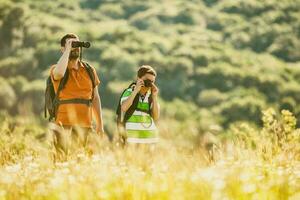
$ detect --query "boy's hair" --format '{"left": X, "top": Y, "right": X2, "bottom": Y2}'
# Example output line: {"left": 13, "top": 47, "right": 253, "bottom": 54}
{"left": 137, "top": 65, "right": 157, "bottom": 78}
{"left": 60, "top": 33, "right": 78, "bottom": 47}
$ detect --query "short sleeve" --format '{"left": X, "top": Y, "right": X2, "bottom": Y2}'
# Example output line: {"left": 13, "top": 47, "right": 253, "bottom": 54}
{"left": 50, "top": 65, "right": 60, "bottom": 93}
{"left": 50, "top": 65, "right": 58, "bottom": 81}
{"left": 91, "top": 67, "right": 100, "bottom": 87}
{"left": 120, "top": 88, "right": 133, "bottom": 104}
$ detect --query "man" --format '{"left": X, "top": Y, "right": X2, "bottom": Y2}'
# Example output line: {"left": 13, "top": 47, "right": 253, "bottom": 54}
{"left": 119, "top": 65, "right": 160, "bottom": 144}
{"left": 49, "top": 33, "right": 104, "bottom": 156}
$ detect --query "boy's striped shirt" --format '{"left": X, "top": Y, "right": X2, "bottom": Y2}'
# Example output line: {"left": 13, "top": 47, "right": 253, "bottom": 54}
{"left": 120, "top": 88, "right": 158, "bottom": 144}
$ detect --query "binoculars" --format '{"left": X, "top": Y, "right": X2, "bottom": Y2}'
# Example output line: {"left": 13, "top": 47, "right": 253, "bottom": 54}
{"left": 72, "top": 41, "right": 91, "bottom": 48}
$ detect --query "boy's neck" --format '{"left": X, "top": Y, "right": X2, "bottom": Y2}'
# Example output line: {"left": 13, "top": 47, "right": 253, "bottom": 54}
{"left": 140, "top": 88, "right": 149, "bottom": 96}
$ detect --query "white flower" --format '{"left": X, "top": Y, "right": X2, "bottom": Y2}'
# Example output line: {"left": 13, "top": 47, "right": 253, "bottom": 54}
{"left": 242, "top": 184, "right": 256, "bottom": 193}
{"left": 5, "top": 164, "right": 21, "bottom": 173}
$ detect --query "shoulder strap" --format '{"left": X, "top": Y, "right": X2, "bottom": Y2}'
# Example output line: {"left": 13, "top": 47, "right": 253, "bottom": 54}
{"left": 82, "top": 62, "right": 95, "bottom": 88}
{"left": 47, "top": 68, "right": 69, "bottom": 121}
{"left": 123, "top": 92, "right": 140, "bottom": 124}
{"left": 55, "top": 68, "right": 69, "bottom": 100}
{"left": 116, "top": 82, "right": 136, "bottom": 122}
{"left": 116, "top": 82, "right": 136, "bottom": 115}
{"left": 82, "top": 62, "right": 96, "bottom": 100}
{"left": 44, "top": 76, "right": 54, "bottom": 119}
{"left": 123, "top": 82, "right": 139, "bottom": 123}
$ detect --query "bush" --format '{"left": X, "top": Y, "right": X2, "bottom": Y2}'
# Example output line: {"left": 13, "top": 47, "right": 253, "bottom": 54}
{"left": 197, "top": 89, "right": 227, "bottom": 107}
{"left": 0, "top": 77, "right": 16, "bottom": 110}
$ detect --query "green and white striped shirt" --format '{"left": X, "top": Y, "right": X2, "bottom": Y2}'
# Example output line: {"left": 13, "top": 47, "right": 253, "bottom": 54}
{"left": 120, "top": 88, "right": 158, "bottom": 144}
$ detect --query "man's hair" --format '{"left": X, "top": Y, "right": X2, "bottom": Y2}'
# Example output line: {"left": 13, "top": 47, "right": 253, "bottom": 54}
{"left": 137, "top": 65, "right": 157, "bottom": 78}
{"left": 60, "top": 33, "right": 78, "bottom": 47}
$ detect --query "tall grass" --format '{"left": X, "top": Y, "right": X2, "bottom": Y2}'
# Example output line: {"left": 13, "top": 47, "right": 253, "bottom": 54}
{"left": 0, "top": 109, "right": 299, "bottom": 199}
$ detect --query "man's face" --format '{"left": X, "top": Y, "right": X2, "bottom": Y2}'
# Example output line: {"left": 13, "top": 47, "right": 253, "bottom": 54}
{"left": 62, "top": 37, "right": 80, "bottom": 60}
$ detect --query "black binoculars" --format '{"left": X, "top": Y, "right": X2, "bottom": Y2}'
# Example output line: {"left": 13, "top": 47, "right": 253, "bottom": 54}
{"left": 72, "top": 41, "right": 91, "bottom": 48}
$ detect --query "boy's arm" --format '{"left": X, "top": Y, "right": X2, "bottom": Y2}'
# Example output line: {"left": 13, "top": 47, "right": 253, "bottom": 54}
{"left": 151, "top": 83, "right": 160, "bottom": 121}
{"left": 121, "top": 79, "right": 143, "bottom": 112}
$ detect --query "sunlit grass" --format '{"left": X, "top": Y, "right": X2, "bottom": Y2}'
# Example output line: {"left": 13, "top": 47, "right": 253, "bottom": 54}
{"left": 0, "top": 109, "right": 299, "bottom": 199}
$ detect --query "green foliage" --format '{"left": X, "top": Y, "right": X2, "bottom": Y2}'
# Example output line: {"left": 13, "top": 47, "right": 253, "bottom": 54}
{"left": 0, "top": 0, "right": 300, "bottom": 135}
{"left": 0, "top": 115, "right": 44, "bottom": 164}
{"left": 0, "top": 77, "right": 16, "bottom": 110}
{"left": 228, "top": 108, "right": 300, "bottom": 160}
{"left": 0, "top": 1, "right": 300, "bottom": 198}
{"left": 262, "top": 108, "right": 299, "bottom": 145}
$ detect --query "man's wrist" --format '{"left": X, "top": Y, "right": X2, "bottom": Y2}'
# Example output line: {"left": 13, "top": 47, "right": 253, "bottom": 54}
{"left": 64, "top": 50, "right": 71, "bottom": 57}
{"left": 96, "top": 119, "right": 103, "bottom": 128}
{"left": 97, "top": 122, "right": 103, "bottom": 128}
{"left": 96, "top": 126, "right": 104, "bottom": 133}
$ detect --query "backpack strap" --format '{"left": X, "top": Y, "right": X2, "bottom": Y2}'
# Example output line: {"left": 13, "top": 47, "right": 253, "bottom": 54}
{"left": 52, "top": 69, "right": 69, "bottom": 120}
{"left": 123, "top": 92, "right": 140, "bottom": 124}
{"left": 52, "top": 62, "right": 96, "bottom": 120}
{"left": 55, "top": 62, "right": 95, "bottom": 101}
{"left": 121, "top": 83, "right": 152, "bottom": 124}
{"left": 148, "top": 93, "right": 153, "bottom": 116}
{"left": 44, "top": 77, "right": 54, "bottom": 119}
{"left": 59, "top": 98, "right": 92, "bottom": 106}
{"left": 116, "top": 83, "right": 153, "bottom": 145}
{"left": 116, "top": 82, "right": 136, "bottom": 124}
{"left": 56, "top": 69, "right": 69, "bottom": 98}
{"left": 82, "top": 62, "right": 96, "bottom": 100}
{"left": 46, "top": 62, "right": 97, "bottom": 121}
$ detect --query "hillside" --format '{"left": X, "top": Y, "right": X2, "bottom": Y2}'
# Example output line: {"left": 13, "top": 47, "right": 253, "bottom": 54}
{"left": 0, "top": 0, "right": 300, "bottom": 139}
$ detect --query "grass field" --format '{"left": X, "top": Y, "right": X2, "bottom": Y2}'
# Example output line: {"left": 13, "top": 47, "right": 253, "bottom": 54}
{"left": 0, "top": 109, "right": 299, "bottom": 200}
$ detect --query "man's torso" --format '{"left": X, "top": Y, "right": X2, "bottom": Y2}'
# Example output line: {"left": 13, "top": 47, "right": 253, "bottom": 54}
{"left": 50, "top": 63, "right": 100, "bottom": 127}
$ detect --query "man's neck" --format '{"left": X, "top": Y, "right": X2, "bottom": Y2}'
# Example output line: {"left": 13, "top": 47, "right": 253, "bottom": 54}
{"left": 68, "top": 59, "right": 80, "bottom": 70}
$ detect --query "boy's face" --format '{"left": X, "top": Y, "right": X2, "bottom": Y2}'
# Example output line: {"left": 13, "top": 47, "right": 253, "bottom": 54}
{"left": 141, "top": 73, "right": 155, "bottom": 84}
{"left": 139, "top": 73, "right": 156, "bottom": 92}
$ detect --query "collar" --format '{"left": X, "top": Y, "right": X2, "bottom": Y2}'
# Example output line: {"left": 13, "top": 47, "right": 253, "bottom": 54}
{"left": 68, "top": 61, "right": 84, "bottom": 70}
{"left": 140, "top": 89, "right": 151, "bottom": 97}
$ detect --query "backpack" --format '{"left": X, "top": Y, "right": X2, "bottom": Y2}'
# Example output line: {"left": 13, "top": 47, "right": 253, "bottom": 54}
{"left": 44, "top": 62, "right": 96, "bottom": 121}
{"left": 116, "top": 82, "right": 152, "bottom": 144}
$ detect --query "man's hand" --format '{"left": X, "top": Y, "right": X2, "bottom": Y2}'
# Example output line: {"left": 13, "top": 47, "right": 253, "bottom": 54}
{"left": 134, "top": 79, "right": 144, "bottom": 93}
{"left": 65, "top": 38, "right": 77, "bottom": 52}
{"left": 53, "top": 38, "right": 78, "bottom": 80}
{"left": 96, "top": 125, "right": 105, "bottom": 137}
{"left": 152, "top": 83, "right": 159, "bottom": 97}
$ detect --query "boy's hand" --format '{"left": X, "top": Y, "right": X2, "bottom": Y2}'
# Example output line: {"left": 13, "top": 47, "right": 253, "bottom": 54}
{"left": 152, "top": 83, "right": 159, "bottom": 97}
{"left": 134, "top": 79, "right": 144, "bottom": 93}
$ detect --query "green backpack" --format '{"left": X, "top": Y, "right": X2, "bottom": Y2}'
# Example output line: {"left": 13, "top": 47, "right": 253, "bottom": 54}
{"left": 44, "top": 62, "right": 95, "bottom": 121}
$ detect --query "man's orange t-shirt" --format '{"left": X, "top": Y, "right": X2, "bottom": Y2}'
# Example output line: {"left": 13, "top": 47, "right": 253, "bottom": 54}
{"left": 50, "top": 62, "right": 100, "bottom": 128}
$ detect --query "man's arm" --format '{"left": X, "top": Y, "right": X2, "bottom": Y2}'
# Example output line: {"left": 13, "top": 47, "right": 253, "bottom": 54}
{"left": 52, "top": 39, "right": 75, "bottom": 80}
{"left": 92, "top": 86, "right": 104, "bottom": 134}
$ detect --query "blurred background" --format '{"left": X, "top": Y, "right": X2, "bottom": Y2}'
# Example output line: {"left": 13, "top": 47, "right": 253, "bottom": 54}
{"left": 0, "top": 0, "right": 299, "bottom": 146}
